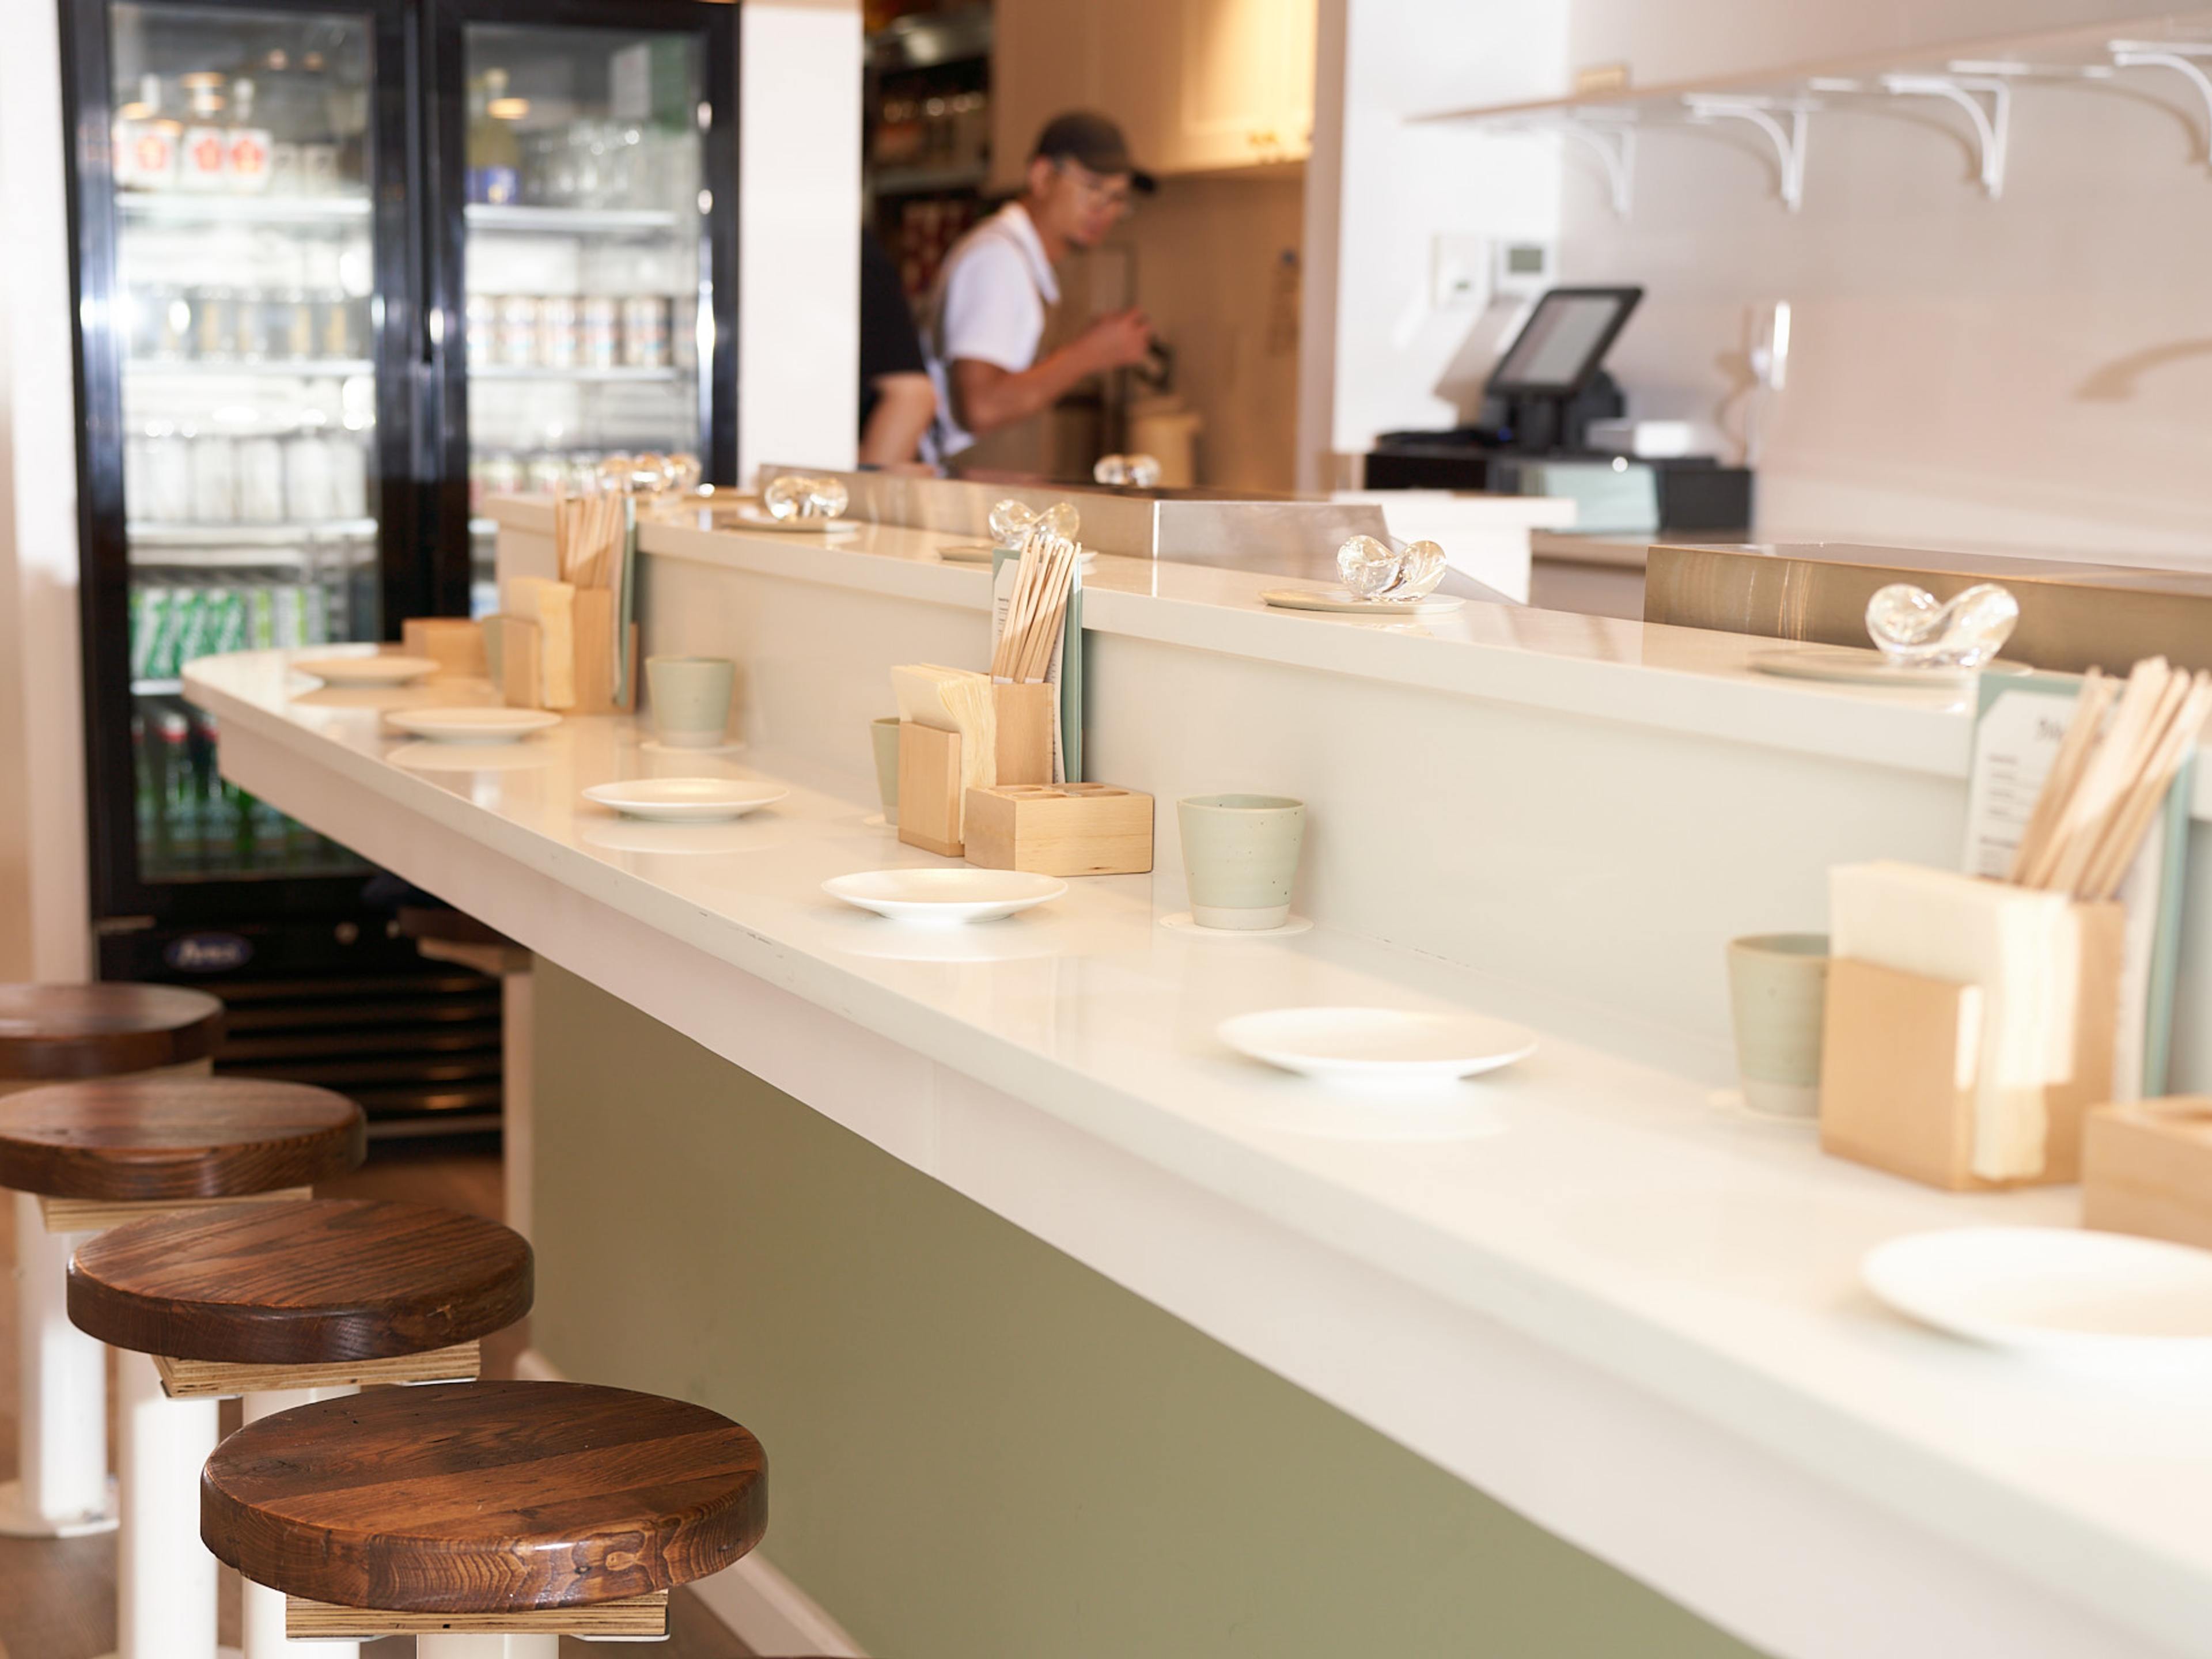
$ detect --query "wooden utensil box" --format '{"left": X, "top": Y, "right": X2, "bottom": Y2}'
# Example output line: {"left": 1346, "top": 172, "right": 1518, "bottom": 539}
{"left": 1818, "top": 900, "right": 2123, "bottom": 1191}
{"left": 486, "top": 594, "right": 635, "bottom": 715}
{"left": 897, "top": 723, "right": 965, "bottom": 858}
{"left": 994, "top": 681, "right": 1056, "bottom": 785}
{"left": 963, "top": 784, "right": 1153, "bottom": 877}
{"left": 2084, "top": 1098, "right": 2212, "bottom": 1251}
{"left": 402, "top": 618, "right": 488, "bottom": 680}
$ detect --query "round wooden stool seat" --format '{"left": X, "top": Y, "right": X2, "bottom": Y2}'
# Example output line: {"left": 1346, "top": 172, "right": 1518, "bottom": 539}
{"left": 67, "top": 1199, "right": 532, "bottom": 1363}
{"left": 202, "top": 1381, "right": 767, "bottom": 1612}
{"left": 0, "top": 983, "right": 223, "bottom": 1082}
{"left": 0, "top": 1077, "right": 363, "bottom": 1201}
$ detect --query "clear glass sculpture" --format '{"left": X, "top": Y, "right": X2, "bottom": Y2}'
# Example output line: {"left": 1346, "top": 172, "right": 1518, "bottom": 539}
{"left": 1335, "top": 535, "right": 1449, "bottom": 601}
{"left": 764, "top": 474, "right": 849, "bottom": 521}
{"left": 1093, "top": 453, "right": 1162, "bottom": 488}
{"left": 1393, "top": 540, "right": 1448, "bottom": 598}
{"left": 1865, "top": 582, "right": 2019, "bottom": 668}
{"left": 988, "top": 498, "right": 1080, "bottom": 550}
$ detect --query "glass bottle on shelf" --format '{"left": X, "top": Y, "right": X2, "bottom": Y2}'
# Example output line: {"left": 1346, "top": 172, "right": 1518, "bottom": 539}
{"left": 177, "top": 73, "right": 230, "bottom": 193}
{"left": 227, "top": 77, "right": 273, "bottom": 194}
{"left": 113, "top": 73, "right": 179, "bottom": 193}
{"left": 467, "top": 69, "right": 521, "bottom": 206}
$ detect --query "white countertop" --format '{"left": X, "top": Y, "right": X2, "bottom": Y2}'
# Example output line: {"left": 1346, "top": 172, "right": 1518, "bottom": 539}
{"left": 188, "top": 643, "right": 2212, "bottom": 1659}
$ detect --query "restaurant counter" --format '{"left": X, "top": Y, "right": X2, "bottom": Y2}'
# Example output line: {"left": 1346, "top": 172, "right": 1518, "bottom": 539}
{"left": 177, "top": 499, "right": 2212, "bottom": 1659}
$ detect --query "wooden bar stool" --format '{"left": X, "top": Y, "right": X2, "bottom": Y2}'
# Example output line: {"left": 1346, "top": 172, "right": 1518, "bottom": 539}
{"left": 0, "top": 1077, "right": 364, "bottom": 1659}
{"left": 202, "top": 1380, "right": 768, "bottom": 1657}
{"left": 70, "top": 1198, "right": 533, "bottom": 1659}
{"left": 0, "top": 982, "right": 224, "bottom": 1538}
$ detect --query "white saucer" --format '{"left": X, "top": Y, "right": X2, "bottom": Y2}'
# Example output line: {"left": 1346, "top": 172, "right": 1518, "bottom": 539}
{"left": 1159, "top": 912, "right": 1313, "bottom": 939}
{"left": 294, "top": 653, "right": 440, "bottom": 686}
{"left": 731, "top": 505, "right": 862, "bottom": 534}
{"left": 822, "top": 868, "right": 1067, "bottom": 925}
{"left": 385, "top": 706, "right": 560, "bottom": 743}
{"left": 1862, "top": 1227, "right": 2212, "bottom": 1372}
{"left": 1747, "top": 646, "right": 2031, "bottom": 686}
{"left": 1261, "top": 589, "right": 1464, "bottom": 616}
{"left": 1219, "top": 1006, "right": 1537, "bottom": 1085}
{"left": 582, "top": 777, "right": 788, "bottom": 823}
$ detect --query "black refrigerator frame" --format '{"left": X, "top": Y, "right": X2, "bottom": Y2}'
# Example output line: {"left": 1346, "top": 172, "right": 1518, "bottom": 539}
{"left": 58, "top": 0, "right": 741, "bottom": 934}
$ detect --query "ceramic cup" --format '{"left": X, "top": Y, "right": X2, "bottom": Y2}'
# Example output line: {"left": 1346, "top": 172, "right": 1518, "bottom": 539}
{"left": 1177, "top": 794, "right": 1306, "bottom": 930}
{"left": 1726, "top": 933, "right": 1831, "bottom": 1119}
{"left": 870, "top": 715, "right": 901, "bottom": 825}
{"left": 646, "top": 656, "right": 735, "bottom": 749}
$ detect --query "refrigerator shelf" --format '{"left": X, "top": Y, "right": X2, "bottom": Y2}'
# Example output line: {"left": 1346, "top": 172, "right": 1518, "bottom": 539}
{"left": 126, "top": 358, "right": 377, "bottom": 379}
{"left": 465, "top": 203, "right": 682, "bottom": 234}
{"left": 469, "top": 363, "right": 680, "bottom": 382}
{"left": 130, "top": 520, "right": 379, "bottom": 547}
{"left": 117, "top": 192, "right": 373, "bottom": 225}
{"left": 131, "top": 677, "right": 184, "bottom": 695}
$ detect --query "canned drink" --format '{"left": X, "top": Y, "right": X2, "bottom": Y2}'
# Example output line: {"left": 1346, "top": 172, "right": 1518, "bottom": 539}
{"left": 329, "top": 435, "right": 369, "bottom": 520}
{"left": 581, "top": 296, "right": 619, "bottom": 370}
{"left": 130, "top": 588, "right": 163, "bottom": 680}
{"left": 269, "top": 142, "right": 304, "bottom": 196}
{"left": 285, "top": 433, "right": 338, "bottom": 521}
{"left": 301, "top": 143, "right": 340, "bottom": 196}
{"left": 192, "top": 287, "right": 235, "bottom": 360}
{"left": 524, "top": 454, "right": 566, "bottom": 495}
{"left": 246, "top": 584, "right": 275, "bottom": 648}
{"left": 319, "top": 292, "right": 361, "bottom": 361}
{"left": 190, "top": 434, "right": 237, "bottom": 522}
{"left": 283, "top": 290, "right": 315, "bottom": 360}
{"left": 236, "top": 437, "right": 286, "bottom": 522}
{"left": 465, "top": 293, "right": 498, "bottom": 368}
{"left": 620, "top": 296, "right": 671, "bottom": 369}
{"left": 145, "top": 430, "right": 194, "bottom": 522}
{"left": 537, "top": 294, "right": 580, "bottom": 369}
{"left": 497, "top": 295, "right": 539, "bottom": 368}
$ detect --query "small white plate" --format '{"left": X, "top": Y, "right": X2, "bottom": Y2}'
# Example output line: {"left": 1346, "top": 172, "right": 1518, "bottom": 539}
{"left": 294, "top": 654, "right": 440, "bottom": 686}
{"left": 1219, "top": 1006, "right": 1537, "bottom": 1085}
{"left": 582, "top": 777, "right": 788, "bottom": 823}
{"left": 1862, "top": 1227, "right": 2212, "bottom": 1370}
{"left": 823, "top": 868, "right": 1067, "bottom": 925}
{"left": 1261, "top": 588, "right": 1465, "bottom": 616}
{"left": 385, "top": 706, "right": 560, "bottom": 743}
{"left": 730, "top": 505, "right": 862, "bottom": 535}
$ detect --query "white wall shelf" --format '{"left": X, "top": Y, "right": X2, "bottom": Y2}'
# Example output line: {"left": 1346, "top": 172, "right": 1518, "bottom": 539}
{"left": 1413, "top": 10, "right": 2212, "bottom": 216}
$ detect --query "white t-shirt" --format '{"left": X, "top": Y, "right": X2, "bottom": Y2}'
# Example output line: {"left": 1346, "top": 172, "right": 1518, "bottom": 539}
{"left": 923, "top": 203, "right": 1061, "bottom": 458}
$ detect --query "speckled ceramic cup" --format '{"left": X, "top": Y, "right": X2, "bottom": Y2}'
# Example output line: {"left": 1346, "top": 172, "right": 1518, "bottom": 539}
{"left": 646, "top": 656, "right": 734, "bottom": 749}
{"left": 1726, "top": 933, "right": 1830, "bottom": 1119}
{"left": 1177, "top": 794, "right": 1306, "bottom": 930}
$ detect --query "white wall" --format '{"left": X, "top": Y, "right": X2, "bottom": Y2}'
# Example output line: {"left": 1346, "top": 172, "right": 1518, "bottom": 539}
{"left": 0, "top": 0, "right": 91, "bottom": 982}
{"left": 738, "top": 0, "right": 862, "bottom": 482}
{"left": 1296, "top": 0, "right": 1569, "bottom": 488}
{"left": 1562, "top": 0, "right": 2212, "bottom": 560}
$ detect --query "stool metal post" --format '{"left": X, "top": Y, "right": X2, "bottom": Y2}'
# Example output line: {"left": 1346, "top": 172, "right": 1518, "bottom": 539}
{"left": 417, "top": 1638, "right": 559, "bottom": 1658}
{"left": 117, "top": 1350, "right": 219, "bottom": 1659}
{"left": 240, "top": 1388, "right": 359, "bottom": 1659}
{"left": 4, "top": 1191, "right": 111, "bottom": 1535}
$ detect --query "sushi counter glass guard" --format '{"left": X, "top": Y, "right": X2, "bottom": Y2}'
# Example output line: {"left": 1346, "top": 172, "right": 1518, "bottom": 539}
{"left": 62, "top": 0, "right": 737, "bottom": 933}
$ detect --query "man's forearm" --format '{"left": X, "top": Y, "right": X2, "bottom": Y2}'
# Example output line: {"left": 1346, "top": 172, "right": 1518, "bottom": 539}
{"left": 953, "top": 343, "right": 1099, "bottom": 434}
{"left": 859, "top": 374, "right": 936, "bottom": 467}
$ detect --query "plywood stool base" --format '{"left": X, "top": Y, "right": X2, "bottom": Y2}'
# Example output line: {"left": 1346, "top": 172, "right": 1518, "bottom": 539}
{"left": 287, "top": 1592, "right": 668, "bottom": 1638}
{"left": 156, "top": 1341, "right": 479, "bottom": 1399}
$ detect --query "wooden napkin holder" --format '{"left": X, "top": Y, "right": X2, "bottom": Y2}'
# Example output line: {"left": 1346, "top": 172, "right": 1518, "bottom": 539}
{"left": 897, "top": 723, "right": 965, "bottom": 857}
{"left": 1819, "top": 900, "right": 2124, "bottom": 1190}
{"left": 484, "top": 602, "right": 634, "bottom": 715}
{"left": 963, "top": 784, "right": 1153, "bottom": 877}
{"left": 2083, "top": 1097, "right": 2212, "bottom": 1251}
{"left": 401, "top": 618, "right": 488, "bottom": 680}
{"left": 994, "top": 682, "right": 1056, "bottom": 786}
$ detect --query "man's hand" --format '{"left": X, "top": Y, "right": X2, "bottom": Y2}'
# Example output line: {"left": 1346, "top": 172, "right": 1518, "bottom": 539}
{"left": 1077, "top": 308, "right": 1154, "bottom": 374}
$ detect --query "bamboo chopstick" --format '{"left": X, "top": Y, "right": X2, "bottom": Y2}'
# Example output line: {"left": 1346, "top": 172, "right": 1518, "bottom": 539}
{"left": 2007, "top": 667, "right": 2108, "bottom": 884}
{"left": 2080, "top": 671, "right": 2212, "bottom": 900}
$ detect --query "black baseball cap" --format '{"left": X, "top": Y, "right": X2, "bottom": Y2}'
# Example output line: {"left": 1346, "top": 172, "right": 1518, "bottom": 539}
{"left": 1032, "top": 111, "right": 1157, "bottom": 194}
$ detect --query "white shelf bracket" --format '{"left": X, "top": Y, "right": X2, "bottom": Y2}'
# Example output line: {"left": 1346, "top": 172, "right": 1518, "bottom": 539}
{"left": 2111, "top": 41, "right": 2212, "bottom": 169}
{"left": 1558, "top": 120, "right": 1637, "bottom": 217}
{"left": 1880, "top": 74, "right": 2012, "bottom": 198}
{"left": 1683, "top": 97, "right": 1810, "bottom": 211}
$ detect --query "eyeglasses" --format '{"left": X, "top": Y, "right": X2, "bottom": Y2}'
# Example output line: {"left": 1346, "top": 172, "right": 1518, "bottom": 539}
{"left": 1053, "top": 158, "right": 1135, "bottom": 213}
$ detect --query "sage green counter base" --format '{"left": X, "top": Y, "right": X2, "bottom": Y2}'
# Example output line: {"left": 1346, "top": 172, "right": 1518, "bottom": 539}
{"left": 533, "top": 963, "right": 1766, "bottom": 1658}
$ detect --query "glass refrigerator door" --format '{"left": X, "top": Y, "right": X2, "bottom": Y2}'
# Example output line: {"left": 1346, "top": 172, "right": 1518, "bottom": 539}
{"left": 456, "top": 20, "right": 711, "bottom": 612}
{"left": 103, "top": 2, "right": 382, "bottom": 888}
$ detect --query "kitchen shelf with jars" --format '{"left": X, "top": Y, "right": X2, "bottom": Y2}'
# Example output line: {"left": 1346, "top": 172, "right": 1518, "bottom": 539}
{"left": 865, "top": 3, "right": 994, "bottom": 302}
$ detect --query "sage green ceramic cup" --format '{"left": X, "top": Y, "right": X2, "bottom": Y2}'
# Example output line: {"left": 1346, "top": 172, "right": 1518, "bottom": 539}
{"left": 870, "top": 716, "right": 901, "bottom": 825}
{"left": 1177, "top": 794, "right": 1306, "bottom": 930}
{"left": 1725, "top": 933, "right": 1831, "bottom": 1119}
{"left": 646, "top": 656, "right": 735, "bottom": 749}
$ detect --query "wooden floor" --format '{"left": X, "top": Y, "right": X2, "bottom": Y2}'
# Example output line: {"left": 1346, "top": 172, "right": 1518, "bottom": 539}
{"left": 0, "top": 1138, "right": 757, "bottom": 1659}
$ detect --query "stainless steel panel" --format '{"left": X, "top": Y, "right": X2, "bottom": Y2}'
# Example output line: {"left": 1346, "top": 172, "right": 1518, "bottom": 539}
{"left": 1645, "top": 543, "right": 2212, "bottom": 675}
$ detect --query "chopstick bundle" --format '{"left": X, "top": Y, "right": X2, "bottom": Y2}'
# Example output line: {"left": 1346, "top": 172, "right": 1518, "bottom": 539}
{"left": 2007, "top": 656, "right": 2212, "bottom": 901}
{"left": 990, "top": 524, "right": 1080, "bottom": 684}
{"left": 553, "top": 483, "right": 626, "bottom": 593}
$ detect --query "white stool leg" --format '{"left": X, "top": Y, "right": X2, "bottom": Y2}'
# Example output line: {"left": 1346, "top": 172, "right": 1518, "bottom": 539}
{"left": 118, "top": 1347, "right": 218, "bottom": 1659}
{"left": 0, "top": 1189, "right": 115, "bottom": 1536}
{"left": 241, "top": 1388, "right": 359, "bottom": 1659}
{"left": 418, "top": 1637, "right": 560, "bottom": 1658}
